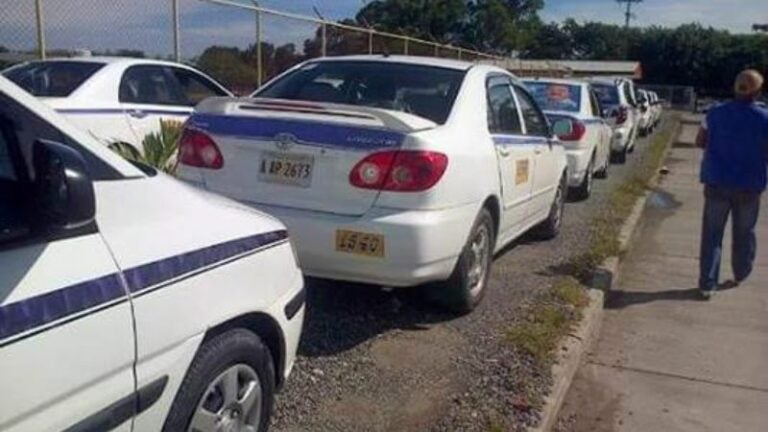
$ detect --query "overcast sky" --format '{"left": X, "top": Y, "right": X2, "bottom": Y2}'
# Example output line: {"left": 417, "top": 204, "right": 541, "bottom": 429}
{"left": 0, "top": 0, "right": 765, "bottom": 59}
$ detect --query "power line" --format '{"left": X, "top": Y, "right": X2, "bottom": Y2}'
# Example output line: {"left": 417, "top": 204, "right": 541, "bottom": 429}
{"left": 617, "top": 0, "right": 643, "bottom": 28}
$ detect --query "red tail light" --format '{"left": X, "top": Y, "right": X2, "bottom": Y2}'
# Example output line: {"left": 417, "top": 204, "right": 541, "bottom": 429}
{"left": 615, "top": 106, "right": 628, "bottom": 125}
{"left": 350, "top": 150, "right": 449, "bottom": 192}
{"left": 179, "top": 128, "right": 224, "bottom": 170}
{"left": 558, "top": 119, "right": 586, "bottom": 142}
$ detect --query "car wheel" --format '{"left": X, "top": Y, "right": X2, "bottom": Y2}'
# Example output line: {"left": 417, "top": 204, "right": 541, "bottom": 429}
{"left": 433, "top": 208, "right": 495, "bottom": 314}
{"left": 163, "top": 329, "right": 275, "bottom": 432}
{"left": 570, "top": 158, "right": 594, "bottom": 201}
{"left": 533, "top": 174, "right": 566, "bottom": 240}
{"left": 611, "top": 147, "right": 627, "bottom": 164}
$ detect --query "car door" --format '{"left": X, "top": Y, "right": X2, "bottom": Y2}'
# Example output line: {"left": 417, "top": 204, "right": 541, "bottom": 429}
{"left": 589, "top": 89, "right": 611, "bottom": 167}
{"left": 0, "top": 98, "right": 135, "bottom": 432}
{"left": 119, "top": 64, "right": 191, "bottom": 149}
{"left": 486, "top": 74, "right": 536, "bottom": 239}
{"left": 513, "top": 85, "right": 560, "bottom": 219}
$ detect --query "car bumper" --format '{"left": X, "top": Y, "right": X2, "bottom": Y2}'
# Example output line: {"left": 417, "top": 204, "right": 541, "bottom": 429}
{"left": 270, "top": 271, "right": 305, "bottom": 383}
{"left": 564, "top": 146, "right": 593, "bottom": 187}
{"left": 249, "top": 202, "right": 480, "bottom": 287}
{"left": 612, "top": 126, "right": 632, "bottom": 152}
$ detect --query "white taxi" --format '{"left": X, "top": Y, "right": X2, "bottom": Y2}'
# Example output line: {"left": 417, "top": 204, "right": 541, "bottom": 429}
{"left": 179, "top": 56, "right": 568, "bottom": 313}
{"left": 523, "top": 78, "right": 612, "bottom": 200}
{"left": 0, "top": 76, "right": 303, "bottom": 432}
{"left": 2, "top": 57, "right": 231, "bottom": 151}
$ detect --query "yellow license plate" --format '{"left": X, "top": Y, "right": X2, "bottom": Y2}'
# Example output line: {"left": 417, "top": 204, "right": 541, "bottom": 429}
{"left": 335, "top": 230, "right": 385, "bottom": 258}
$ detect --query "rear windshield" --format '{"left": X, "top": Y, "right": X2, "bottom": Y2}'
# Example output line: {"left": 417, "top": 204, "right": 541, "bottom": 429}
{"left": 592, "top": 83, "right": 620, "bottom": 106}
{"left": 3, "top": 61, "right": 105, "bottom": 97}
{"left": 256, "top": 61, "right": 467, "bottom": 125}
{"left": 524, "top": 81, "right": 581, "bottom": 113}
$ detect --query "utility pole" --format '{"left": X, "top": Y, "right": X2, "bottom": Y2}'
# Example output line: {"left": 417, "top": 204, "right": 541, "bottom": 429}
{"left": 617, "top": 0, "right": 643, "bottom": 28}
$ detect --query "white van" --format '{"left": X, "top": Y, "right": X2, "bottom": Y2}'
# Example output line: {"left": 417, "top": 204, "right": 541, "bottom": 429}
{"left": 0, "top": 75, "right": 304, "bottom": 432}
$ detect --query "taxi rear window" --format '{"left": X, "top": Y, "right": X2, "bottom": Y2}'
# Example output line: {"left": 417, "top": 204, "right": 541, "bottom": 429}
{"left": 524, "top": 81, "right": 582, "bottom": 113}
{"left": 592, "top": 83, "right": 620, "bottom": 106}
{"left": 4, "top": 61, "right": 105, "bottom": 97}
{"left": 256, "top": 61, "right": 466, "bottom": 125}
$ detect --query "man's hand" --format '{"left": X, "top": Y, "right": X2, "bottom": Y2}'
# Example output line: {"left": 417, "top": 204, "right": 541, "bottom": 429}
{"left": 696, "top": 127, "right": 708, "bottom": 149}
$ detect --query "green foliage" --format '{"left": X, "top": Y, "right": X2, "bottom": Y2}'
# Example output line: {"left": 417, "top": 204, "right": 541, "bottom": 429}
{"left": 109, "top": 119, "right": 183, "bottom": 175}
{"left": 505, "top": 303, "right": 571, "bottom": 363}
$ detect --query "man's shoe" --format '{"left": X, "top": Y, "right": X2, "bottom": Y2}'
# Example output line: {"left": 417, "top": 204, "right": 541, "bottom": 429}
{"left": 699, "top": 290, "right": 715, "bottom": 300}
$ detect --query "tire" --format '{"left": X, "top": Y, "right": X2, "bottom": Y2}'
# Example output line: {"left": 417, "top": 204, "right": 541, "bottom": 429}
{"left": 533, "top": 173, "right": 566, "bottom": 240}
{"left": 431, "top": 208, "right": 495, "bottom": 314}
{"left": 570, "top": 157, "right": 594, "bottom": 201}
{"left": 163, "top": 329, "right": 276, "bottom": 432}
{"left": 611, "top": 146, "right": 627, "bottom": 164}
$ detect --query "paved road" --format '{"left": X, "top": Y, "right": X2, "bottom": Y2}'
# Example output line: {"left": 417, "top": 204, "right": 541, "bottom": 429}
{"left": 270, "top": 119, "right": 674, "bottom": 432}
{"left": 556, "top": 120, "right": 768, "bottom": 431}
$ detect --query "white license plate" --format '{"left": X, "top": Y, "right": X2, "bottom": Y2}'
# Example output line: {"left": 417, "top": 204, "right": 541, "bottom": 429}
{"left": 258, "top": 151, "right": 314, "bottom": 188}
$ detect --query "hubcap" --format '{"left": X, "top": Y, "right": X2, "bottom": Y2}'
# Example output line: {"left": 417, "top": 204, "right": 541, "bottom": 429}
{"left": 188, "top": 364, "right": 262, "bottom": 432}
{"left": 553, "top": 181, "right": 565, "bottom": 228}
{"left": 467, "top": 224, "right": 490, "bottom": 296}
{"left": 586, "top": 162, "right": 594, "bottom": 193}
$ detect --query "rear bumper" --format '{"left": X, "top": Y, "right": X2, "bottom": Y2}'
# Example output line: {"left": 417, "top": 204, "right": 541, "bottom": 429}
{"left": 564, "top": 146, "right": 593, "bottom": 187}
{"left": 250, "top": 202, "right": 481, "bottom": 287}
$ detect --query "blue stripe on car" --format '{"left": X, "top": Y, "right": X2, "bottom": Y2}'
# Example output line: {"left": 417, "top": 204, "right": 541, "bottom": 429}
{"left": 492, "top": 135, "right": 550, "bottom": 145}
{"left": 188, "top": 113, "right": 406, "bottom": 151}
{"left": 0, "top": 230, "right": 288, "bottom": 343}
{"left": 56, "top": 109, "right": 191, "bottom": 116}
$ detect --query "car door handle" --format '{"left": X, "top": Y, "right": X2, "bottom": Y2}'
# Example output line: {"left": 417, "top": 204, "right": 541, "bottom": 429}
{"left": 127, "top": 109, "right": 147, "bottom": 119}
{"left": 497, "top": 147, "right": 511, "bottom": 157}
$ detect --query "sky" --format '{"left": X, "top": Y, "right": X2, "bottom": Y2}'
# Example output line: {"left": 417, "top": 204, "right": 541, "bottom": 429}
{"left": 0, "top": 0, "right": 766, "bottom": 59}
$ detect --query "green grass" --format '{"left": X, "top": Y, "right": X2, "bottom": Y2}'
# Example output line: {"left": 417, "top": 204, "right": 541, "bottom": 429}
{"left": 505, "top": 301, "right": 573, "bottom": 364}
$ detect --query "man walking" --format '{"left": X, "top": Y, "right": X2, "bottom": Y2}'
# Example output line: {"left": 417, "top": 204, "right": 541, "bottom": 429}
{"left": 696, "top": 70, "right": 768, "bottom": 299}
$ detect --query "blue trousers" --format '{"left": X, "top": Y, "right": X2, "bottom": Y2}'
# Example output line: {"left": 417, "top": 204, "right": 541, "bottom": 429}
{"left": 699, "top": 185, "right": 761, "bottom": 291}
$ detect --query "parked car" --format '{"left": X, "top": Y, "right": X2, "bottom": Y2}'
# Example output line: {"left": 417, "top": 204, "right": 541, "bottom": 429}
{"left": 0, "top": 75, "right": 303, "bottom": 432}
{"left": 179, "top": 55, "right": 569, "bottom": 313}
{"left": 588, "top": 77, "right": 640, "bottom": 164}
{"left": 648, "top": 91, "right": 663, "bottom": 128}
{"left": 635, "top": 89, "right": 653, "bottom": 136}
{"left": 524, "top": 78, "right": 612, "bottom": 200}
{"left": 2, "top": 56, "right": 231, "bottom": 151}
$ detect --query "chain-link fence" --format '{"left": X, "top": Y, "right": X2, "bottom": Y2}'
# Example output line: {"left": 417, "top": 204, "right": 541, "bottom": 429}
{"left": 640, "top": 84, "right": 696, "bottom": 111}
{"left": 0, "top": 0, "right": 504, "bottom": 93}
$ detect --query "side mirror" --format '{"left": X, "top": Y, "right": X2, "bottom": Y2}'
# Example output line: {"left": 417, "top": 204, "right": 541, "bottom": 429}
{"left": 551, "top": 119, "right": 573, "bottom": 138}
{"left": 33, "top": 139, "right": 96, "bottom": 233}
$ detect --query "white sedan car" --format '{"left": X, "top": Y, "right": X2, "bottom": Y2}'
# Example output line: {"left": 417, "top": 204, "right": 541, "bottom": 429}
{"left": 179, "top": 55, "right": 568, "bottom": 313}
{"left": 0, "top": 75, "right": 303, "bottom": 432}
{"left": 524, "top": 78, "right": 612, "bottom": 200}
{"left": 2, "top": 56, "right": 231, "bottom": 151}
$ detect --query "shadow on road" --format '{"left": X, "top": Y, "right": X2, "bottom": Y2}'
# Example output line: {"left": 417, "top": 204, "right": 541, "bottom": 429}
{"left": 605, "top": 281, "right": 740, "bottom": 309}
{"left": 297, "top": 277, "right": 457, "bottom": 358}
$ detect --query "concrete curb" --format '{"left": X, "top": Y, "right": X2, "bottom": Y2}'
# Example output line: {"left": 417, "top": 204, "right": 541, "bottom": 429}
{"left": 529, "top": 116, "right": 683, "bottom": 432}
{"left": 528, "top": 288, "right": 604, "bottom": 432}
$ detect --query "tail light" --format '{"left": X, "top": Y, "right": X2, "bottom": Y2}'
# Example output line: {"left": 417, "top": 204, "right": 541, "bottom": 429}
{"left": 615, "top": 106, "right": 628, "bottom": 125}
{"left": 557, "top": 119, "right": 586, "bottom": 142}
{"left": 179, "top": 128, "right": 224, "bottom": 170}
{"left": 350, "top": 150, "right": 448, "bottom": 192}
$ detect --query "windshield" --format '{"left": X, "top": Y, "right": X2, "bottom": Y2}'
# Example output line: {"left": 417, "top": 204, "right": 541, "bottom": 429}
{"left": 524, "top": 81, "right": 581, "bottom": 113}
{"left": 256, "top": 61, "right": 467, "bottom": 124}
{"left": 592, "top": 83, "right": 620, "bottom": 106}
{"left": 3, "top": 61, "right": 105, "bottom": 97}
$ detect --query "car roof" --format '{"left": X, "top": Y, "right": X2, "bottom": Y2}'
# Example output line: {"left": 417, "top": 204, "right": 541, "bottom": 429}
{"left": 522, "top": 77, "right": 588, "bottom": 87}
{"left": 303, "top": 55, "right": 476, "bottom": 71}
{"left": 17, "top": 56, "right": 196, "bottom": 69}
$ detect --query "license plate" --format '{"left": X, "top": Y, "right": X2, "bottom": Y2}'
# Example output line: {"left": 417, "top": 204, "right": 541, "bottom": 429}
{"left": 258, "top": 151, "right": 314, "bottom": 187}
{"left": 335, "top": 230, "right": 385, "bottom": 258}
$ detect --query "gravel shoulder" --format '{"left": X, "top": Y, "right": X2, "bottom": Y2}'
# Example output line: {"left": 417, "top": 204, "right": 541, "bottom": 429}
{"left": 271, "top": 120, "right": 674, "bottom": 432}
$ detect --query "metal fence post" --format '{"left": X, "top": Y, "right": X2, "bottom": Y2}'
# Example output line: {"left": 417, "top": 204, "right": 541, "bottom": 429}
{"left": 172, "top": 0, "right": 180, "bottom": 62}
{"left": 321, "top": 23, "right": 327, "bottom": 56}
{"left": 368, "top": 30, "right": 373, "bottom": 54}
{"left": 403, "top": 37, "right": 409, "bottom": 55}
{"left": 34, "top": 0, "right": 46, "bottom": 60}
{"left": 253, "top": 1, "right": 263, "bottom": 88}
{"left": 457, "top": 47, "right": 462, "bottom": 60}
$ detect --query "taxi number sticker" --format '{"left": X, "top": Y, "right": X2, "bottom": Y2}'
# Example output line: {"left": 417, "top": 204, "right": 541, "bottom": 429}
{"left": 516, "top": 159, "right": 530, "bottom": 185}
